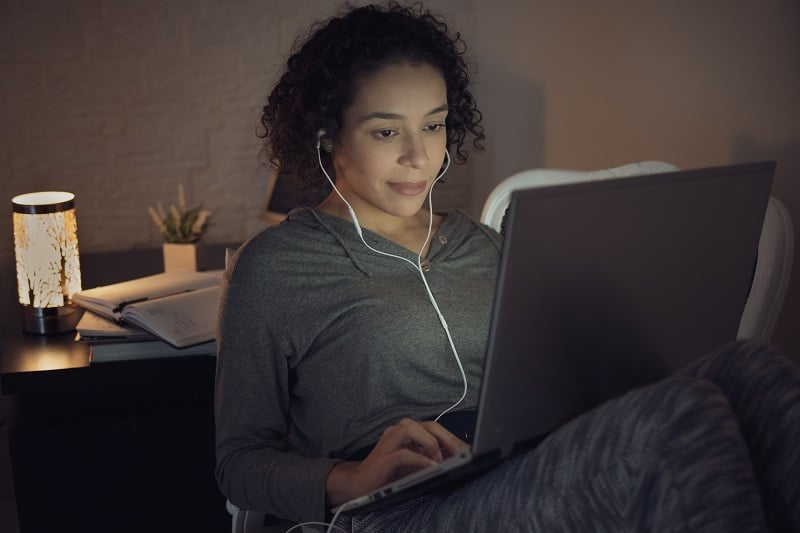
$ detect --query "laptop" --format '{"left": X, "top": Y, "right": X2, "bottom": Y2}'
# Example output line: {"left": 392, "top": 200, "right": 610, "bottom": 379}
{"left": 333, "top": 160, "right": 776, "bottom": 516}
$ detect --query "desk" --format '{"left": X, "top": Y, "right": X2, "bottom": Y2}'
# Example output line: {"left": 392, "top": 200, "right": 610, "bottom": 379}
{"left": 1, "top": 245, "right": 235, "bottom": 533}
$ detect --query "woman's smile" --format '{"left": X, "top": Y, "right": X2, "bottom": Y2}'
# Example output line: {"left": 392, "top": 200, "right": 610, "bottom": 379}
{"left": 387, "top": 180, "right": 429, "bottom": 196}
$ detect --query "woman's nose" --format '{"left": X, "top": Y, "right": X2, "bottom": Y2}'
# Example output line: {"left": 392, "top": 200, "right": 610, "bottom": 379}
{"left": 398, "top": 133, "right": 430, "bottom": 169}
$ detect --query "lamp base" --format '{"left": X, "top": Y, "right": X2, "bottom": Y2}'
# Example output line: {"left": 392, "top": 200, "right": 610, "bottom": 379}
{"left": 22, "top": 305, "right": 84, "bottom": 335}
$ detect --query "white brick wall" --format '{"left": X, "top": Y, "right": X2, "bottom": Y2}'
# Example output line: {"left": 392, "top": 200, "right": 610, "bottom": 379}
{"left": 0, "top": 0, "right": 477, "bottom": 285}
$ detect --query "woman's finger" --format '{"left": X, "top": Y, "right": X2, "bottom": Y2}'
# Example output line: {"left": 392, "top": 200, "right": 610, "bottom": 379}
{"left": 419, "top": 420, "right": 469, "bottom": 457}
{"left": 377, "top": 418, "right": 444, "bottom": 462}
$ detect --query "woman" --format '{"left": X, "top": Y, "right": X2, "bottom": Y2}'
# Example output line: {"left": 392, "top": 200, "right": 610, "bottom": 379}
{"left": 215, "top": 3, "right": 799, "bottom": 531}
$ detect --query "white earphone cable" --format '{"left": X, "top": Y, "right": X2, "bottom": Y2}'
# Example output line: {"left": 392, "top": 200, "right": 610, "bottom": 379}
{"left": 303, "top": 141, "right": 468, "bottom": 533}
{"left": 316, "top": 144, "right": 467, "bottom": 421}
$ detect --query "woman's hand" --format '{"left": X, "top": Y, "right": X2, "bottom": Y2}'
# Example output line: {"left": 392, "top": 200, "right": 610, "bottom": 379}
{"left": 325, "top": 418, "right": 468, "bottom": 508}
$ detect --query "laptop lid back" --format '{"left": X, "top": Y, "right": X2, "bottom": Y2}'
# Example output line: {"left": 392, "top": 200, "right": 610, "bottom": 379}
{"left": 472, "top": 161, "right": 775, "bottom": 457}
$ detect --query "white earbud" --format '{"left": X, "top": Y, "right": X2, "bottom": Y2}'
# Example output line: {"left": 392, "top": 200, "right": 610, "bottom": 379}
{"left": 317, "top": 129, "right": 333, "bottom": 153}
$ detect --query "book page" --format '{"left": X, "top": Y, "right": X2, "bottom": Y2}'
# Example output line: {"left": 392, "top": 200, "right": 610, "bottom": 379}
{"left": 120, "top": 285, "right": 220, "bottom": 348}
{"left": 76, "top": 311, "right": 154, "bottom": 340}
{"left": 72, "top": 269, "right": 223, "bottom": 320}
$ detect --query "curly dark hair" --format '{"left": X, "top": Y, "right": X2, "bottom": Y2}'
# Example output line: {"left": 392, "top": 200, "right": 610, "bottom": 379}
{"left": 259, "top": 1, "right": 485, "bottom": 192}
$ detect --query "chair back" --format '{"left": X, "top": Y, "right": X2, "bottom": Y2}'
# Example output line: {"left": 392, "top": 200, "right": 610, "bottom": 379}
{"left": 738, "top": 196, "right": 794, "bottom": 341}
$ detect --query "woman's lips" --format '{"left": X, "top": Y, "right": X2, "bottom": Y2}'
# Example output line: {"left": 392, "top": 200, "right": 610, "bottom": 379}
{"left": 388, "top": 181, "right": 428, "bottom": 196}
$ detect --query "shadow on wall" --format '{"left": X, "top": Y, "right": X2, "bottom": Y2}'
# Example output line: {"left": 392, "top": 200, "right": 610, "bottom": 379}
{"left": 470, "top": 58, "right": 546, "bottom": 215}
{"left": 734, "top": 136, "right": 800, "bottom": 360}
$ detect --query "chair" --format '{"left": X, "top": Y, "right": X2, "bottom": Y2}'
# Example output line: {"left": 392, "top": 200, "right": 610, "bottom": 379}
{"left": 228, "top": 500, "right": 266, "bottom": 533}
{"left": 480, "top": 161, "right": 794, "bottom": 343}
{"left": 480, "top": 161, "right": 680, "bottom": 230}
{"left": 738, "top": 196, "right": 795, "bottom": 341}
{"left": 227, "top": 499, "right": 310, "bottom": 533}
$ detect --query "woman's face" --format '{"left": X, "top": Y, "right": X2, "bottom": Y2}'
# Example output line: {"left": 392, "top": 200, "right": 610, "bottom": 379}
{"left": 332, "top": 62, "right": 448, "bottom": 222}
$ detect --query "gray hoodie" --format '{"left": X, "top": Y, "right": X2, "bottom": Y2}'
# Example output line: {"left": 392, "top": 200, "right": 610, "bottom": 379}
{"left": 215, "top": 207, "right": 501, "bottom": 523}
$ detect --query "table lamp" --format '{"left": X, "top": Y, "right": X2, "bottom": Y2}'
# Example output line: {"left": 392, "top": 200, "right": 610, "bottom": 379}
{"left": 12, "top": 191, "right": 83, "bottom": 334}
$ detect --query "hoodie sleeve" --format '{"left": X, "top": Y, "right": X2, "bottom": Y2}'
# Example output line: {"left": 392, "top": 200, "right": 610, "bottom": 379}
{"left": 214, "top": 237, "right": 341, "bottom": 523}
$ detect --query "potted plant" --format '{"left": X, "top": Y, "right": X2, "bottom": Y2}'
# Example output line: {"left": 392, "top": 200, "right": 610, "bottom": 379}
{"left": 148, "top": 184, "right": 213, "bottom": 272}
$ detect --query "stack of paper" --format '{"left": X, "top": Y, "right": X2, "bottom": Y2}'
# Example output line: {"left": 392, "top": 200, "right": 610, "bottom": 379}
{"left": 75, "top": 311, "right": 216, "bottom": 363}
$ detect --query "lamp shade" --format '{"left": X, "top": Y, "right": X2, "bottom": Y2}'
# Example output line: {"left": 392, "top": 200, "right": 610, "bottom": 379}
{"left": 12, "top": 191, "right": 82, "bottom": 334}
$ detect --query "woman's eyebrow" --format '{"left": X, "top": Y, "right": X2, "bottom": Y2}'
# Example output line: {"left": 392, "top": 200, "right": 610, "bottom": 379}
{"left": 359, "top": 104, "right": 449, "bottom": 123}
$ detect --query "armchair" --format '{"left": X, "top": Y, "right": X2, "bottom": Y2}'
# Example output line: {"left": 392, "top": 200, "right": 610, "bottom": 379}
{"left": 226, "top": 499, "right": 299, "bottom": 533}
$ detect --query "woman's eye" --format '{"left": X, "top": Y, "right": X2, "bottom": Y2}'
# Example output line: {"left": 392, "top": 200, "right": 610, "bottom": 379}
{"left": 373, "top": 129, "right": 396, "bottom": 139}
{"left": 425, "top": 123, "right": 446, "bottom": 132}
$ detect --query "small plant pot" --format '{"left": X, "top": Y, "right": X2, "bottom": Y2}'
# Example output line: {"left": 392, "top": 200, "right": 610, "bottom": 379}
{"left": 162, "top": 242, "right": 202, "bottom": 272}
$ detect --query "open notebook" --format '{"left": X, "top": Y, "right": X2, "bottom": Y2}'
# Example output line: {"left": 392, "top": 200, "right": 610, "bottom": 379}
{"left": 72, "top": 269, "right": 223, "bottom": 348}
